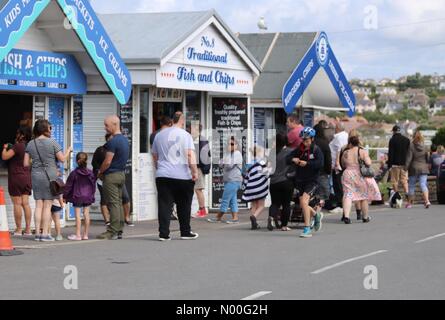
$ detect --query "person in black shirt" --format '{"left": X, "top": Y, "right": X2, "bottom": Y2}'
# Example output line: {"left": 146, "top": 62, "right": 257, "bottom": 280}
{"left": 92, "top": 134, "right": 132, "bottom": 228}
{"left": 388, "top": 125, "right": 410, "bottom": 195}
{"left": 286, "top": 127, "right": 324, "bottom": 239}
{"left": 314, "top": 121, "right": 332, "bottom": 207}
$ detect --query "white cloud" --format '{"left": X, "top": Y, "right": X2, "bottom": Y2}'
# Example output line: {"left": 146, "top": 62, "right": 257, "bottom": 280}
{"left": 89, "top": 0, "right": 445, "bottom": 79}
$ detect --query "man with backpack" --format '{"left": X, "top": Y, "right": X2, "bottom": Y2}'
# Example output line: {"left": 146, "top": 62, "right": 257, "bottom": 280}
{"left": 193, "top": 125, "right": 211, "bottom": 218}
{"left": 286, "top": 127, "right": 324, "bottom": 238}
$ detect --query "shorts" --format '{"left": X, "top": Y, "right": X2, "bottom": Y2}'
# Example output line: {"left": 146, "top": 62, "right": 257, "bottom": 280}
{"left": 98, "top": 183, "right": 130, "bottom": 206}
{"left": 194, "top": 169, "right": 206, "bottom": 190}
{"left": 51, "top": 205, "right": 63, "bottom": 213}
{"left": 390, "top": 166, "right": 408, "bottom": 186}
{"left": 295, "top": 181, "right": 319, "bottom": 198}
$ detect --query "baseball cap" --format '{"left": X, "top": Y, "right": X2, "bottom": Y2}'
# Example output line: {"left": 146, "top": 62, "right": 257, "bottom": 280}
{"left": 392, "top": 125, "right": 401, "bottom": 133}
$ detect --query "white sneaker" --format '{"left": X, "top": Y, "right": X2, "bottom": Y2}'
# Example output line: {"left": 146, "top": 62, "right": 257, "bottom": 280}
{"left": 181, "top": 232, "right": 199, "bottom": 240}
{"left": 329, "top": 207, "right": 343, "bottom": 214}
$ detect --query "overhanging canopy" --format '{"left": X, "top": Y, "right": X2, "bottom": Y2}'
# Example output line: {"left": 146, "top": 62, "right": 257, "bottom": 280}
{"left": 282, "top": 32, "right": 355, "bottom": 116}
{"left": 0, "top": 0, "right": 132, "bottom": 104}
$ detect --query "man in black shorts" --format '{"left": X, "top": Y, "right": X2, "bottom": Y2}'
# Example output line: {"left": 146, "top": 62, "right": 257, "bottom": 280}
{"left": 287, "top": 127, "right": 324, "bottom": 238}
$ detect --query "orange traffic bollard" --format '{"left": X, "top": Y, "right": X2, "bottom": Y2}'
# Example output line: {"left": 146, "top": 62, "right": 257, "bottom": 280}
{"left": 0, "top": 187, "right": 23, "bottom": 256}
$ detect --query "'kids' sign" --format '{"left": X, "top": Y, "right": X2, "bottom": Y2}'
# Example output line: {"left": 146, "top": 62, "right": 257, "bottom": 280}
{"left": 282, "top": 32, "right": 356, "bottom": 117}
{"left": 0, "top": 0, "right": 51, "bottom": 63}
{"left": 0, "top": 48, "right": 86, "bottom": 94}
{"left": 56, "top": 0, "right": 132, "bottom": 105}
{"left": 0, "top": 0, "right": 131, "bottom": 104}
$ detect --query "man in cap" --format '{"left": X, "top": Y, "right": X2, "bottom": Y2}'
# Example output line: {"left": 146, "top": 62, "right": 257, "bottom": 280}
{"left": 388, "top": 125, "right": 411, "bottom": 197}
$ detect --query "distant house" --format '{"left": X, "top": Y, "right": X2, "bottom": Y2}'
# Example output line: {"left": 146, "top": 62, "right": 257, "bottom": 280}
{"left": 408, "top": 93, "right": 430, "bottom": 110}
{"left": 379, "top": 78, "right": 392, "bottom": 86}
{"left": 404, "top": 88, "right": 426, "bottom": 99}
{"left": 382, "top": 102, "right": 404, "bottom": 115}
{"left": 353, "top": 86, "right": 372, "bottom": 96}
{"left": 440, "top": 82, "right": 445, "bottom": 91}
{"left": 378, "top": 93, "right": 397, "bottom": 105}
{"left": 355, "top": 92, "right": 371, "bottom": 102}
{"left": 360, "top": 79, "right": 377, "bottom": 86}
{"left": 376, "top": 86, "right": 397, "bottom": 95}
{"left": 397, "top": 76, "right": 408, "bottom": 84}
{"left": 431, "top": 97, "right": 445, "bottom": 115}
{"left": 431, "top": 75, "right": 440, "bottom": 85}
{"left": 355, "top": 99, "right": 377, "bottom": 114}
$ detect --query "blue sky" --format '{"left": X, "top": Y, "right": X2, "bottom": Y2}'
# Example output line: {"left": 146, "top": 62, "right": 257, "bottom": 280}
{"left": 91, "top": 0, "right": 445, "bottom": 80}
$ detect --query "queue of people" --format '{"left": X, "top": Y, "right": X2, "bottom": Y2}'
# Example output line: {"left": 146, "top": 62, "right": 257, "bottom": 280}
{"left": 2, "top": 112, "right": 442, "bottom": 242}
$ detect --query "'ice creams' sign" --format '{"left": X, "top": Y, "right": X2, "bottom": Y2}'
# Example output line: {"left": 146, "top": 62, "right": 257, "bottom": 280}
{"left": 56, "top": 0, "right": 132, "bottom": 104}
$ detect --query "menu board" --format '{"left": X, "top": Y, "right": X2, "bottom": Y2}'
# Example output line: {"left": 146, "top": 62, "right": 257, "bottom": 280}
{"left": 33, "top": 96, "right": 46, "bottom": 121}
{"left": 119, "top": 96, "right": 133, "bottom": 205}
{"left": 211, "top": 97, "right": 248, "bottom": 209}
{"left": 72, "top": 96, "right": 83, "bottom": 168}
{"left": 48, "top": 97, "right": 65, "bottom": 157}
{"left": 303, "top": 109, "right": 314, "bottom": 127}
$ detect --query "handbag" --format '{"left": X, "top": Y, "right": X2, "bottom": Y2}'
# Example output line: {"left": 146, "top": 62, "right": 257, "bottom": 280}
{"left": 34, "top": 140, "right": 65, "bottom": 196}
{"left": 358, "top": 148, "right": 375, "bottom": 178}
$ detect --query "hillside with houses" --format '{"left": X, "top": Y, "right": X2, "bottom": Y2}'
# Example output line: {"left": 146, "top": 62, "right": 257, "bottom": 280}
{"left": 350, "top": 73, "right": 445, "bottom": 119}
{"left": 315, "top": 73, "right": 445, "bottom": 151}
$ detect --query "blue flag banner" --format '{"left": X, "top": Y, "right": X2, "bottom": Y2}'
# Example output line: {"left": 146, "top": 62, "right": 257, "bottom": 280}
{"left": 56, "top": 0, "right": 132, "bottom": 105}
{"left": 0, "top": 48, "right": 86, "bottom": 94}
{"left": 282, "top": 32, "right": 355, "bottom": 116}
{"left": 282, "top": 44, "right": 321, "bottom": 115}
{"left": 0, "top": 0, "right": 51, "bottom": 63}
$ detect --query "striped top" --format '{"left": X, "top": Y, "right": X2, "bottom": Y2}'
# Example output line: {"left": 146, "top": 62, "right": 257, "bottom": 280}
{"left": 242, "top": 160, "right": 269, "bottom": 202}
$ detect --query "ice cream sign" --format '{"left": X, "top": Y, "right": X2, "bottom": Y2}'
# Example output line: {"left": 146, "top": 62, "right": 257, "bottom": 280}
{"left": 57, "top": 0, "right": 132, "bottom": 104}
{"left": 0, "top": 48, "right": 86, "bottom": 94}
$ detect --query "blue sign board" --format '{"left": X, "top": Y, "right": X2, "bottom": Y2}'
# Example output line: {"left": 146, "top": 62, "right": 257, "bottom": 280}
{"left": 56, "top": 0, "right": 132, "bottom": 105}
{"left": 0, "top": 48, "right": 86, "bottom": 94}
{"left": 282, "top": 32, "right": 356, "bottom": 117}
{"left": 0, "top": 0, "right": 51, "bottom": 63}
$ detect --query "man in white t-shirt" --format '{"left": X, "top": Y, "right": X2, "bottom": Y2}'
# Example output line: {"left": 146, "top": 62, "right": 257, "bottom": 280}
{"left": 329, "top": 122, "right": 349, "bottom": 213}
{"left": 152, "top": 112, "right": 199, "bottom": 241}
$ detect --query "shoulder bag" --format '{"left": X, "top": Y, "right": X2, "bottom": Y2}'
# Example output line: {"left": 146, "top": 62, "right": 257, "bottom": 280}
{"left": 34, "top": 140, "right": 65, "bottom": 196}
{"left": 358, "top": 147, "right": 375, "bottom": 178}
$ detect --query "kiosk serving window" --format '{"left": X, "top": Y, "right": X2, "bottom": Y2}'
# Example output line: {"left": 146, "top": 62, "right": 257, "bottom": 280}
{"left": 185, "top": 91, "right": 202, "bottom": 133}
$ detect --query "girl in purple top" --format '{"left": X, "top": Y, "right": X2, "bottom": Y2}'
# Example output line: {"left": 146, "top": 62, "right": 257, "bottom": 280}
{"left": 64, "top": 152, "right": 96, "bottom": 241}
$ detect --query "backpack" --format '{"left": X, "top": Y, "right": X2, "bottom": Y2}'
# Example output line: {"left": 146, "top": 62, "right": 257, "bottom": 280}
{"left": 198, "top": 138, "right": 211, "bottom": 175}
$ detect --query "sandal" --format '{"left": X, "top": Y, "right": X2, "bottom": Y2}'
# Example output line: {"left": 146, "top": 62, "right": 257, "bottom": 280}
{"left": 67, "top": 235, "right": 82, "bottom": 241}
{"left": 281, "top": 226, "right": 292, "bottom": 231}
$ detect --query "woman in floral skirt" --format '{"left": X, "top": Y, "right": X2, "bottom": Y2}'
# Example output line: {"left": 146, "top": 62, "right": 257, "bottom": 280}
{"left": 340, "top": 135, "right": 381, "bottom": 224}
